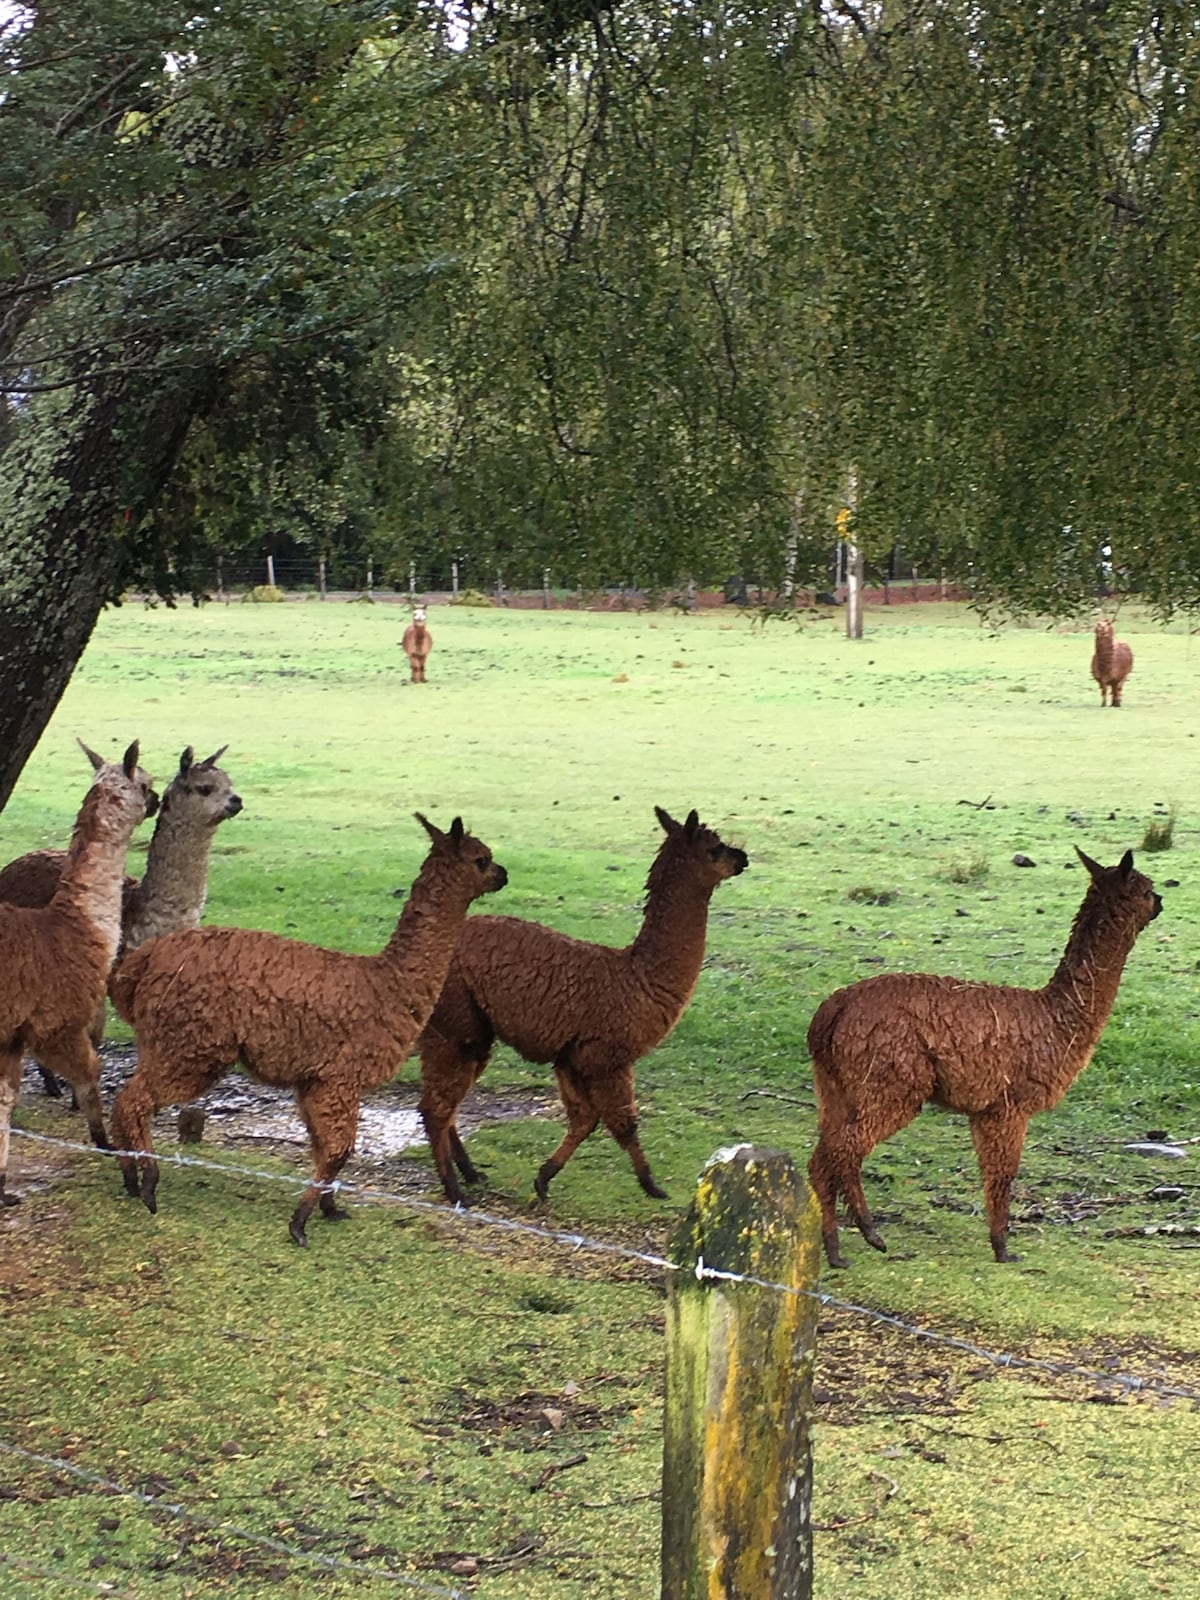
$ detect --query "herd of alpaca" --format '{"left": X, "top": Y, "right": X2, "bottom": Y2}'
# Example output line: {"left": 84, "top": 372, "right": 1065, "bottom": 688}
{"left": 0, "top": 627, "right": 1162, "bottom": 1261}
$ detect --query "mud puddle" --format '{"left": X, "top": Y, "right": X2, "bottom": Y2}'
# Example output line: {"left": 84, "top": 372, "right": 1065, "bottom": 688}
{"left": 21, "top": 1045, "right": 558, "bottom": 1176}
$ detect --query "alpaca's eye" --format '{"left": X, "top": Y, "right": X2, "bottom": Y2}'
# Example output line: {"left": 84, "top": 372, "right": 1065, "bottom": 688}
{"left": 196, "top": 784, "right": 214, "bottom": 797}
{"left": 475, "top": 856, "right": 490, "bottom": 870}
{"left": 708, "top": 846, "right": 723, "bottom": 860}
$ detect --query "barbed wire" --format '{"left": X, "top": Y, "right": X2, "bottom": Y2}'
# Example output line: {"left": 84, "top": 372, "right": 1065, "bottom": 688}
{"left": 0, "top": 1548, "right": 137, "bottom": 1598}
{"left": 0, "top": 1442, "right": 467, "bottom": 1600}
{"left": 12, "top": 1126, "right": 1200, "bottom": 1403}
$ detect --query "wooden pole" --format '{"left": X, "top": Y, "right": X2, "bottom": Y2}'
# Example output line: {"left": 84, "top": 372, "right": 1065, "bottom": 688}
{"left": 662, "top": 1145, "right": 821, "bottom": 1600}
{"left": 266, "top": 553, "right": 275, "bottom": 589}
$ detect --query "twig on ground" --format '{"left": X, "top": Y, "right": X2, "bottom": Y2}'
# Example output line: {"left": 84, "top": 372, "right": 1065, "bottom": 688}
{"left": 530, "top": 1454, "right": 588, "bottom": 1492}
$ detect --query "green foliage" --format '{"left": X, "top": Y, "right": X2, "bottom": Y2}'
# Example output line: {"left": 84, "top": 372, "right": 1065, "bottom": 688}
{"left": 1140, "top": 805, "right": 1177, "bottom": 852}
{"left": 240, "top": 584, "right": 286, "bottom": 604}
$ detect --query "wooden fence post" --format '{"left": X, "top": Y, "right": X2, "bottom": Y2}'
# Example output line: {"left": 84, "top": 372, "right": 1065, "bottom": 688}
{"left": 662, "top": 1144, "right": 821, "bottom": 1600}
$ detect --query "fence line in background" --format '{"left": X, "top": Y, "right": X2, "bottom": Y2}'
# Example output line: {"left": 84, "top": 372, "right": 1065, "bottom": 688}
{"left": 0, "top": 1442, "right": 467, "bottom": 1600}
{"left": 13, "top": 1127, "right": 1199, "bottom": 1404}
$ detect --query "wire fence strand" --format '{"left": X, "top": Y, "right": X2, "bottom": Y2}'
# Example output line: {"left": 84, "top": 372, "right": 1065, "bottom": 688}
{"left": 12, "top": 1126, "right": 1200, "bottom": 1404}
{"left": 0, "top": 1442, "right": 468, "bottom": 1600}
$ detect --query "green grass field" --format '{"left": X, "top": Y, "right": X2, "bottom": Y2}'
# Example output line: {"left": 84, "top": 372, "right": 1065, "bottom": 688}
{"left": 2, "top": 598, "right": 1198, "bottom": 1599}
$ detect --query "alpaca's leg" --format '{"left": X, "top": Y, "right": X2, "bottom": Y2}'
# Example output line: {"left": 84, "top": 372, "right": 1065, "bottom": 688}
{"left": 969, "top": 1109, "right": 1029, "bottom": 1262}
{"left": 813, "top": 1079, "right": 923, "bottom": 1259}
{"left": 37, "top": 1064, "right": 64, "bottom": 1099}
{"left": 592, "top": 1070, "right": 667, "bottom": 1200}
{"left": 418, "top": 1030, "right": 491, "bottom": 1204}
{"left": 290, "top": 1080, "right": 360, "bottom": 1246}
{"left": 0, "top": 1047, "right": 22, "bottom": 1207}
{"left": 808, "top": 1138, "right": 848, "bottom": 1269}
{"left": 110, "top": 1053, "right": 224, "bottom": 1212}
{"left": 38, "top": 1029, "right": 109, "bottom": 1151}
{"left": 1111, "top": 680, "right": 1122, "bottom": 707}
{"left": 534, "top": 1065, "right": 600, "bottom": 1200}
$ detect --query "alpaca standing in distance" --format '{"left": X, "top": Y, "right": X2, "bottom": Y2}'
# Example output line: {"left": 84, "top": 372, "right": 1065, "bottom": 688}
{"left": 0, "top": 745, "right": 242, "bottom": 1096}
{"left": 0, "top": 743, "right": 157, "bottom": 1205}
{"left": 1091, "top": 618, "right": 1134, "bottom": 707}
{"left": 109, "top": 814, "right": 507, "bottom": 1244}
{"left": 418, "top": 806, "right": 748, "bottom": 1206}
{"left": 402, "top": 606, "right": 433, "bottom": 682}
{"left": 807, "top": 848, "right": 1161, "bottom": 1268}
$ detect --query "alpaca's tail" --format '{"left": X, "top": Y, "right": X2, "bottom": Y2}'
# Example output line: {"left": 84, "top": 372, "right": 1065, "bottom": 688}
{"left": 109, "top": 945, "right": 151, "bottom": 1024}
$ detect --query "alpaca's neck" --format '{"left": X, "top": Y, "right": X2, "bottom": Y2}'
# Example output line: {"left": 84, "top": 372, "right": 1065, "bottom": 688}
{"left": 1042, "top": 894, "right": 1140, "bottom": 1044}
{"left": 53, "top": 804, "right": 133, "bottom": 966}
{"left": 629, "top": 870, "right": 715, "bottom": 1003}
{"left": 123, "top": 808, "right": 218, "bottom": 950}
{"left": 380, "top": 859, "right": 475, "bottom": 1023}
{"left": 1094, "top": 630, "right": 1114, "bottom": 674}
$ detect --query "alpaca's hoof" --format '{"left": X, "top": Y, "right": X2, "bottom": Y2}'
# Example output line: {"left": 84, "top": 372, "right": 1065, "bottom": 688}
{"left": 641, "top": 1178, "right": 669, "bottom": 1201}
{"left": 1, "top": 1187, "right": 20, "bottom": 1209}
{"left": 141, "top": 1191, "right": 158, "bottom": 1216}
{"left": 89, "top": 1127, "right": 111, "bottom": 1152}
{"left": 533, "top": 1164, "right": 558, "bottom": 1203}
{"left": 864, "top": 1228, "right": 887, "bottom": 1253}
{"left": 321, "top": 1204, "right": 350, "bottom": 1223}
{"left": 40, "top": 1074, "right": 64, "bottom": 1100}
{"left": 140, "top": 1174, "right": 159, "bottom": 1214}
{"left": 289, "top": 1219, "right": 309, "bottom": 1247}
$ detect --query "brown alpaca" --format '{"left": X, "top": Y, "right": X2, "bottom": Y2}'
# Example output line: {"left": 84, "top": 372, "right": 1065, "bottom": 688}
{"left": 109, "top": 814, "right": 507, "bottom": 1244}
{"left": 0, "top": 743, "right": 158, "bottom": 1205}
{"left": 402, "top": 606, "right": 433, "bottom": 682}
{"left": 418, "top": 806, "right": 748, "bottom": 1206}
{"left": 0, "top": 745, "right": 242, "bottom": 1097}
{"left": 1091, "top": 618, "right": 1134, "bottom": 707}
{"left": 807, "top": 848, "right": 1161, "bottom": 1268}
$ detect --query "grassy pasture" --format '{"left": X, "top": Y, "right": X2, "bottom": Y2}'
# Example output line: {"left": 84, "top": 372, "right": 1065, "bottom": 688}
{"left": 1, "top": 598, "right": 1198, "bottom": 1600}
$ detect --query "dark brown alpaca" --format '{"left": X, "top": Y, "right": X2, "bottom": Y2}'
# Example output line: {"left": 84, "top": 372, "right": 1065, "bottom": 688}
{"left": 1091, "top": 618, "right": 1134, "bottom": 707}
{"left": 109, "top": 815, "right": 506, "bottom": 1244}
{"left": 402, "top": 606, "right": 432, "bottom": 682}
{"left": 0, "top": 743, "right": 158, "bottom": 1205}
{"left": 807, "top": 848, "right": 1161, "bottom": 1267}
{"left": 0, "top": 745, "right": 242, "bottom": 1097}
{"left": 418, "top": 807, "right": 748, "bottom": 1205}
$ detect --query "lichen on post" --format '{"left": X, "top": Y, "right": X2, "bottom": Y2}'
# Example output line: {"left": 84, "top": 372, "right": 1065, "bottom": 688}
{"left": 662, "top": 1144, "right": 821, "bottom": 1600}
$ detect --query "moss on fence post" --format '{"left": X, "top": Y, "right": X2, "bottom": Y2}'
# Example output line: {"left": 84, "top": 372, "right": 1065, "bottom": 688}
{"left": 662, "top": 1145, "right": 821, "bottom": 1600}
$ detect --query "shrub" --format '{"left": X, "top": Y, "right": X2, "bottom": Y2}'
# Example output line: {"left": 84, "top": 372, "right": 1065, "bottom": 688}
{"left": 450, "top": 589, "right": 496, "bottom": 607}
{"left": 1141, "top": 806, "right": 1177, "bottom": 853}
{"left": 942, "top": 849, "right": 990, "bottom": 884}
{"left": 241, "top": 584, "right": 285, "bottom": 604}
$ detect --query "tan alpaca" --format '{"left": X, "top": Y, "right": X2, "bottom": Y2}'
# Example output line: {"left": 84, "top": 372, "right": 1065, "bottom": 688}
{"left": 1091, "top": 618, "right": 1134, "bottom": 707}
{"left": 109, "top": 814, "right": 507, "bottom": 1244}
{"left": 418, "top": 806, "right": 748, "bottom": 1205}
{"left": 0, "top": 745, "right": 242, "bottom": 1097}
{"left": 0, "top": 742, "right": 158, "bottom": 1205}
{"left": 807, "top": 849, "right": 1161, "bottom": 1267}
{"left": 402, "top": 606, "right": 433, "bottom": 682}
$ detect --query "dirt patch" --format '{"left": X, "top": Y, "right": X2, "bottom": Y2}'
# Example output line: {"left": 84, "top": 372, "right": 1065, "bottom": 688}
{"left": 20, "top": 1045, "right": 557, "bottom": 1175}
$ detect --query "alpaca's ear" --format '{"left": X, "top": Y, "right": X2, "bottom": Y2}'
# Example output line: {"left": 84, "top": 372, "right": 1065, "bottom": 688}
{"left": 198, "top": 745, "right": 228, "bottom": 770}
{"left": 78, "top": 739, "right": 105, "bottom": 772}
{"left": 684, "top": 809, "right": 700, "bottom": 840}
{"left": 655, "top": 806, "right": 678, "bottom": 834}
{"left": 449, "top": 817, "right": 465, "bottom": 846}
{"left": 122, "top": 741, "right": 141, "bottom": 778}
{"left": 1075, "top": 846, "right": 1104, "bottom": 880}
{"left": 415, "top": 811, "right": 442, "bottom": 844}
{"left": 178, "top": 747, "right": 195, "bottom": 777}
{"left": 1118, "top": 849, "right": 1135, "bottom": 877}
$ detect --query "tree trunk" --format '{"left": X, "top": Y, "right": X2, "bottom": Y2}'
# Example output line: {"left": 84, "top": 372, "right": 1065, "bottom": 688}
{"left": 0, "top": 373, "right": 211, "bottom": 811}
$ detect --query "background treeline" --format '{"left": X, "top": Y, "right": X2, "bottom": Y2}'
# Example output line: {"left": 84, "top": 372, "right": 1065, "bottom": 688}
{"left": 4, "top": 1, "right": 1200, "bottom": 799}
